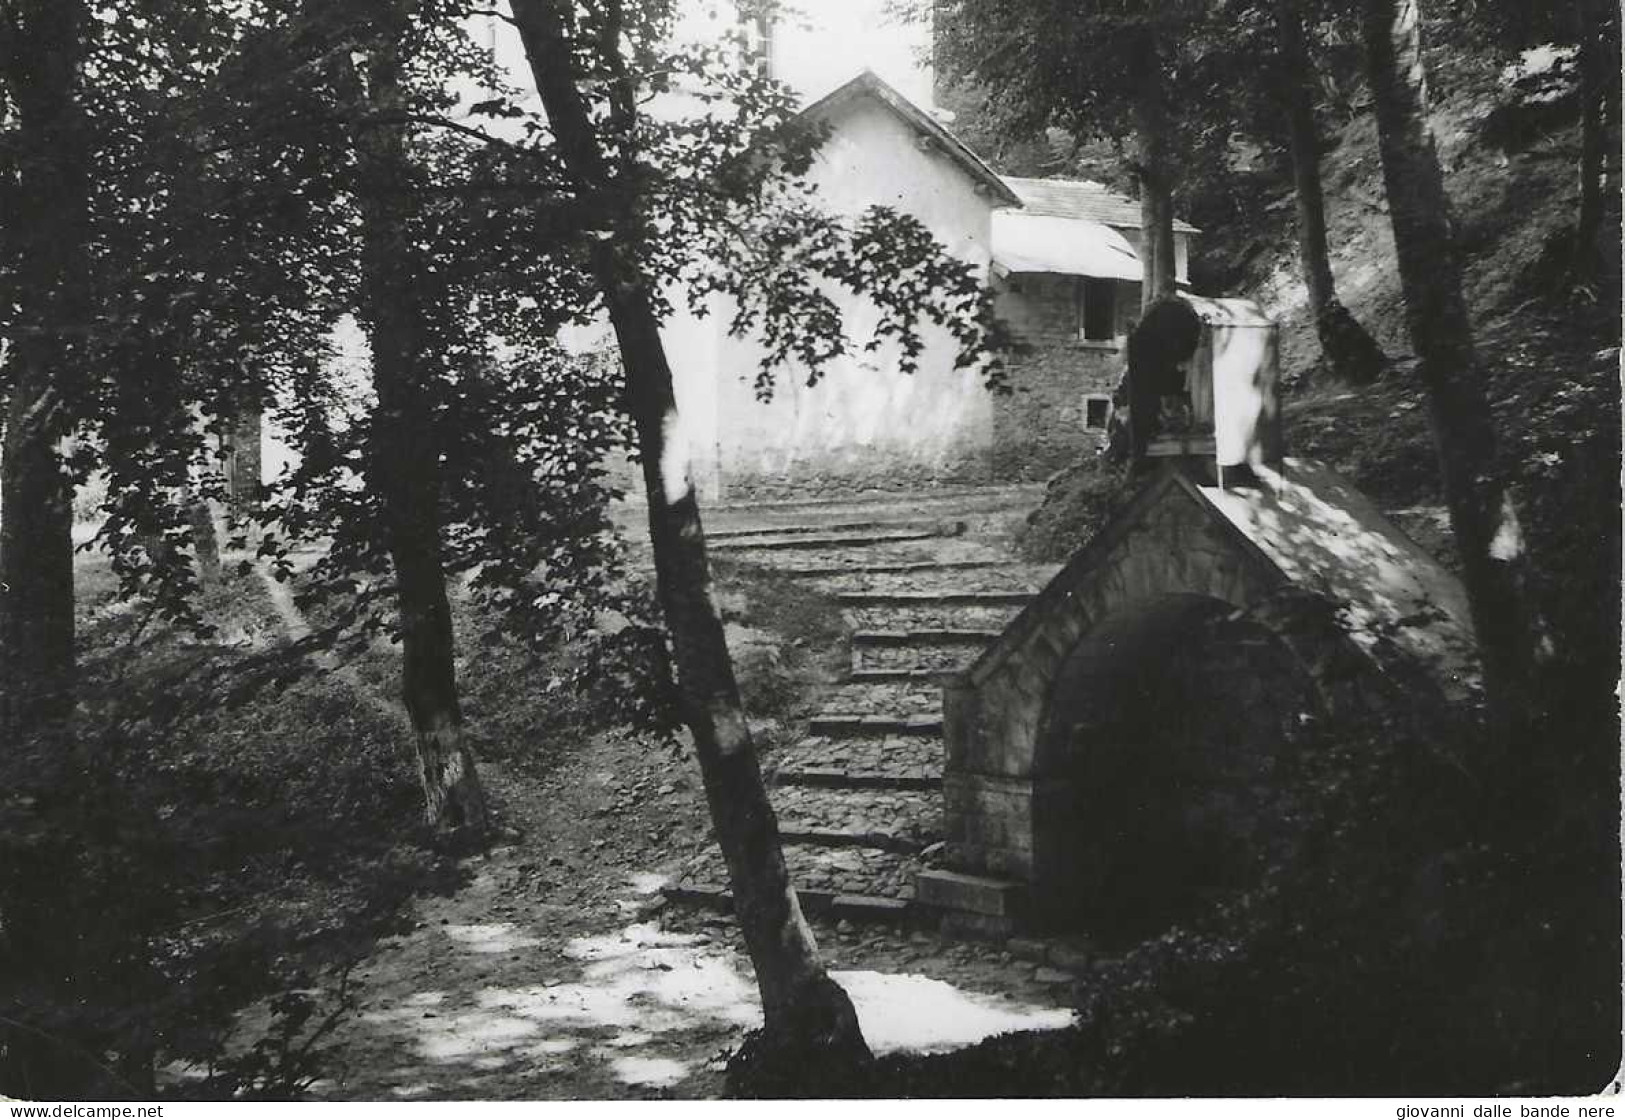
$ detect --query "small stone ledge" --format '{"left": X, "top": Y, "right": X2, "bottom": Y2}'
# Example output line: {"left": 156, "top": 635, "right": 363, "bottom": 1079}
{"left": 809, "top": 713, "right": 944, "bottom": 737}
{"left": 838, "top": 590, "right": 1037, "bottom": 607}
{"left": 846, "top": 667, "right": 959, "bottom": 684}
{"left": 663, "top": 883, "right": 912, "bottom": 924}
{"left": 778, "top": 828, "right": 924, "bottom": 854}
{"left": 915, "top": 868, "right": 1027, "bottom": 918}
{"left": 780, "top": 559, "right": 1006, "bottom": 577}
{"left": 711, "top": 529, "right": 941, "bottom": 552}
{"left": 852, "top": 628, "right": 1007, "bottom": 646}
{"left": 774, "top": 767, "right": 941, "bottom": 792}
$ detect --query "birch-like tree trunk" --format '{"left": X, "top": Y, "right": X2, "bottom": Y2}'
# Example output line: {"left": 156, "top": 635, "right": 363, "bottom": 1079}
{"left": 509, "top": 0, "right": 870, "bottom": 1063}
{"left": 346, "top": 31, "right": 489, "bottom": 834}
{"left": 1361, "top": 0, "right": 1540, "bottom": 746}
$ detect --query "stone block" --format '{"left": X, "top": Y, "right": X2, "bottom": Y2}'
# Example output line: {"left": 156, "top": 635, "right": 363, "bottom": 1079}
{"left": 1047, "top": 941, "right": 1095, "bottom": 972}
{"left": 915, "top": 869, "right": 1027, "bottom": 917}
{"left": 938, "top": 910, "right": 1017, "bottom": 941}
{"left": 831, "top": 894, "right": 909, "bottom": 922}
{"left": 1006, "top": 937, "right": 1049, "bottom": 962}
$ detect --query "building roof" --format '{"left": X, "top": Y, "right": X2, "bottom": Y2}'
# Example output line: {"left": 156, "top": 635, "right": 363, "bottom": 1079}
{"left": 800, "top": 71, "right": 1024, "bottom": 208}
{"left": 1001, "top": 175, "right": 1200, "bottom": 235}
{"left": 991, "top": 210, "right": 1143, "bottom": 280}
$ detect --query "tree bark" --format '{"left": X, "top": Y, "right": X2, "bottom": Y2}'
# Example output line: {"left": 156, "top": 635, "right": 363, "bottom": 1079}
{"left": 1276, "top": 0, "right": 1386, "bottom": 384}
{"left": 1361, "top": 0, "right": 1540, "bottom": 746}
{"left": 185, "top": 488, "right": 220, "bottom": 586}
{"left": 0, "top": 3, "right": 95, "bottom": 1093}
{"left": 345, "top": 35, "right": 489, "bottom": 834}
{"left": 1130, "top": 30, "right": 1177, "bottom": 309}
{"left": 0, "top": 0, "right": 92, "bottom": 744}
{"left": 222, "top": 404, "right": 262, "bottom": 517}
{"left": 509, "top": 0, "right": 869, "bottom": 1063}
{"left": 1572, "top": 0, "right": 1612, "bottom": 280}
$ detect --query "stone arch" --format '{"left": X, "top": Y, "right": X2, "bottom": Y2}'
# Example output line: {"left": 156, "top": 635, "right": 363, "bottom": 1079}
{"left": 935, "top": 468, "right": 1412, "bottom": 933}
{"left": 1029, "top": 592, "right": 1326, "bottom": 936}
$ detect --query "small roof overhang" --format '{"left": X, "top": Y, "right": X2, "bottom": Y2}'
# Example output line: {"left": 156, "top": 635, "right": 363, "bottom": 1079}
{"left": 990, "top": 210, "right": 1142, "bottom": 281}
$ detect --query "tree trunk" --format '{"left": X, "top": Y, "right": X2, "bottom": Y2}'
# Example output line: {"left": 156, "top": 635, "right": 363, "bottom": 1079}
{"left": 1361, "top": 0, "right": 1540, "bottom": 748}
{"left": 0, "top": 0, "right": 92, "bottom": 745}
{"left": 185, "top": 489, "right": 220, "bottom": 586}
{"left": 222, "top": 404, "right": 262, "bottom": 517}
{"left": 1572, "top": 0, "right": 1612, "bottom": 281}
{"left": 0, "top": 1, "right": 94, "bottom": 1095}
{"left": 1130, "top": 30, "right": 1177, "bottom": 309}
{"left": 1276, "top": 0, "right": 1386, "bottom": 384}
{"left": 509, "top": 0, "right": 869, "bottom": 1065}
{"left": 345, "top": 39, "right": 489, "bottom": 835}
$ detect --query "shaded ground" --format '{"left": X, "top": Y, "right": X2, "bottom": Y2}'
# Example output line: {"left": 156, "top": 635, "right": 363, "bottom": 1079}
{"left": 309, "top": 742, "right": 1072, "bottom": 1100}
{"left": 294, "top": 487, "right": 1076, "bottom": 1101}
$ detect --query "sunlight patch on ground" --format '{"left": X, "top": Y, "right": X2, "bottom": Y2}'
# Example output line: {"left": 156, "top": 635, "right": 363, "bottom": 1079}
{"left": 388, "top": 1082, "right": 435, "bottom": 1097}
{"left": 443, "top": 922, "right": 542, "bottom": 953}
{"left": 627, "top": 872, "right": 669, "bottom": 895}
{"left": 608, "top": 1054, "right": 690, "bottom": 1088}
{"left": 528, "top": 1038, "right": 578, "bottom": 1056}
{"left": 361, "top": 912, "right": 1073, "bottom": 1091}
{"left": 833, "top": 970, "right": 1076, "bottom": 1055}
{"left": 414, "top": 1013, "right": 539, "bottom": 1061}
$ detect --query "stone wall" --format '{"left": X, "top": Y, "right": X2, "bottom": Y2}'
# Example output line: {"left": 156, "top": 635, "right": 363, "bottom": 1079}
{"left": 927, "top": 469, "right": 1384, "bottom": 930}
{"left": 922, "top": 462, "right": 1478, "bottom": 935}
{"left": 991, "top": 348, "right": 1118, "bottom": 482}
{"left": 987, "top": 275, "right": 1138, "bottom": 483}
{"left": 670, "top": 94, "right": 1004, "bottom": 503}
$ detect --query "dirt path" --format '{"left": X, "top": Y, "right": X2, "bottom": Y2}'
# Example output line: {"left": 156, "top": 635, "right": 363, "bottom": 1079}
{"left": 311, "top": 731, "right": 1072, "bottom": 1100}
{"left": 294, "top": 490, "right": 1075, "bottom": 1101}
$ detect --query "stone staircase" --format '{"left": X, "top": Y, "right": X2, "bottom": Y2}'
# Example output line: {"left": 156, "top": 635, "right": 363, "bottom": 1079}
{"left": 662, "top": 489, "right": 1055, "bottom": 924}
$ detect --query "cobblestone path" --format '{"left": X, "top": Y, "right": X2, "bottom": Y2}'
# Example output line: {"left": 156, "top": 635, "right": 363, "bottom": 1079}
{"left": 662, "top": 486, "right": 1057, "bottom": 923}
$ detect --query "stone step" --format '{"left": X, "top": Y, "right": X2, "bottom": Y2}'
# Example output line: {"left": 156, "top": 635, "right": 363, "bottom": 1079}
{"left": 772, "top": 785, "right": 942, "bottom": 854}
{"left": 851, "top": 631, "right": 999, "bottom": 675}
{"left": 670, "top": 840, "right": 925, "bottom": 908}
{"left": 706, "top": 519, "right": 918, "bottom": 542}
{"left": 843, "top": 602, "right": 1030, "bottom": 633}
{"left": 819, "top": 678, "right": 945, "bottom": 714}
{"left": 774, "top": 766, "right": 940, "bottom": 792}
{"left": 845, "top": 667, "right": 959, "bottom": 684}
{"left": 663, "top": 882, "right": 911, "bottom": 924}
{"left": 773, "top": 734, "right": 944, "bottom": 791}
{"left": 775, "top": 558, "right": 1008, "bottom": 578}
{"left": 808, "top": 712, "right": 943, "bottom": 737}
{"left": 710, "top": 529, "right": 942, "bottom": 553}
{"left": 836, "top": 590, "right": 1037, "bottom": 607}
{"left": 853, "top": 628, "right": 1005, "bottom": 646}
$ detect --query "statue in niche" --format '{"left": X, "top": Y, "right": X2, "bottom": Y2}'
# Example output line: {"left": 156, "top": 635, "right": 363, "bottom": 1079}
{"left": 1102, "top": 296, "right": 1203, "bottom": 463}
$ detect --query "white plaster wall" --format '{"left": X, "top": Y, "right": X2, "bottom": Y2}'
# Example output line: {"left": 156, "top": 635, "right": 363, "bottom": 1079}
{"left": 659, "top": 296, "right": 724, "bottom": 501}
{"left": 702, "top": 98, "right": 1001, "bottom": 495}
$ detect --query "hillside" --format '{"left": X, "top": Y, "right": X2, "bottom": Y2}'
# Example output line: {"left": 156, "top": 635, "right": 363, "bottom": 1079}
{"left": 1017, "top": 32, "right": 1621, "bottom": 625}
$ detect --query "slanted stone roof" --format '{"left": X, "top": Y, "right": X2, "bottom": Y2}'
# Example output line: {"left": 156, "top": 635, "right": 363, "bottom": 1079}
{"left": 1197, "top": 458, "right": 1479, "bottom": 701}
{"left": 1001, "top": 176, "right": 1200, "bottom": 235}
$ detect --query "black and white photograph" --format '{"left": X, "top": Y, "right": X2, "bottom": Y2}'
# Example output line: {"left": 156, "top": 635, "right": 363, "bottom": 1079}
{"left": 0, "top": 0, "right": 1618, "bottom": 1104}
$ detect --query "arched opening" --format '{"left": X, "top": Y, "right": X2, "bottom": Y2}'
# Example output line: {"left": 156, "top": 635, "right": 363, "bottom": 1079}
{"left": 1031, "top": 594, "right": 1321, "bottom": 942}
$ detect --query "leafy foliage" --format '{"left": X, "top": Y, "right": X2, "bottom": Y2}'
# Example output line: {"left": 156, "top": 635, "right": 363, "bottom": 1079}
{"left": 0, "top": 566, "right": 451, "bottom": 1098}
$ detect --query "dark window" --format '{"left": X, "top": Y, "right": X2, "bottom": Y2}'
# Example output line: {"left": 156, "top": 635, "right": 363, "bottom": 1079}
{"left": 1085, "top": 396, "right": 1111, "bottom": 429}
{"left": 1081, "top": 278, "right": 1116, "bottom": 342}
